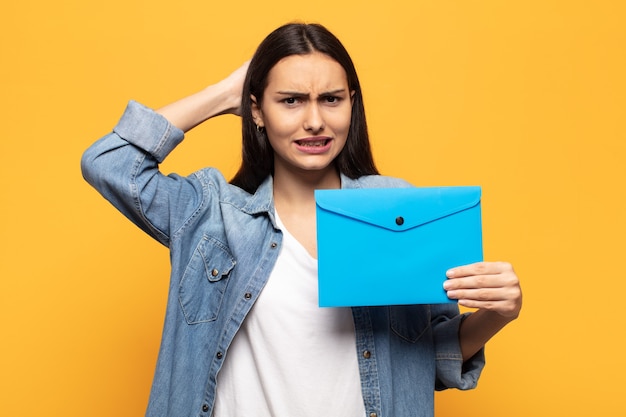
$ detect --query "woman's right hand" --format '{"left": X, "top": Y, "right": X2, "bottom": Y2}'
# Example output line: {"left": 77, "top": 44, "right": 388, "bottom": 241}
{"left": 217, "top": 60, "right": 250, "bottom": 117}
{"left": 156, "top": 60, "right": 251, "bottom": 132}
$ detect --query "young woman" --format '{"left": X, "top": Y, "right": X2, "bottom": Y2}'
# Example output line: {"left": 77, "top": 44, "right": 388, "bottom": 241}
{"left": 82, "top": 23, "right": 522, "bottom": 417}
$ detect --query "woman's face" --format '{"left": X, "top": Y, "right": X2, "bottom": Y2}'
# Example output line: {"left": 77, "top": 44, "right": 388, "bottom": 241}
{"left": 252, "top": 52, "right": 354, "bottom": 179}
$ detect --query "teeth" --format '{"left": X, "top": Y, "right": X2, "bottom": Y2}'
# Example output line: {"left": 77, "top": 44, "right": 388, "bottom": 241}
{"left": 299, "top": 140, "right": 326, "bottom": 147}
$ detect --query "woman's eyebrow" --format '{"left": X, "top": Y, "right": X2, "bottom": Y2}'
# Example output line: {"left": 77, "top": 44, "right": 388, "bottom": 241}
{"left": 276, "top": 91, "right": 308, "bottom": 97}
{"left": 319, "top": 89, "right": 347, "bottom": 96}
{"left": 275, "top": 88, "right": 347, "bottom": 97}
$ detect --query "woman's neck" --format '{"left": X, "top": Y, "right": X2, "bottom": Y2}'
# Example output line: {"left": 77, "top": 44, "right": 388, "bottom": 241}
{"left": 272, "top": 164, "right": 341, "bottom": 259}
{"left": 272, "top": 165, "right": 341, "bottom": 207}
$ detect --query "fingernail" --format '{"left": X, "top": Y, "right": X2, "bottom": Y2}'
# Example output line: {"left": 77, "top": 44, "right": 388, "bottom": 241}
{"left": 446, "top": 269, "right": 455, "bottom": 277}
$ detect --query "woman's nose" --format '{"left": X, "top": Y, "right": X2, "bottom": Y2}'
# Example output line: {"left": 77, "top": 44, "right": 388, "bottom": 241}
{"left": 303, "top": 103, "right": 325, "bottom": 133}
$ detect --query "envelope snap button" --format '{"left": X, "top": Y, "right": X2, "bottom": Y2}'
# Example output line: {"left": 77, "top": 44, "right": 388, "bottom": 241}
{"left": 395, "top": 216, "right": 404, "bottom": 226}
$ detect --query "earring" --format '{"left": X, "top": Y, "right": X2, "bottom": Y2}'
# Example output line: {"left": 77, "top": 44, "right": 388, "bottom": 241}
{"left": 256, "top": 124, "right": 265, "bottom": 133}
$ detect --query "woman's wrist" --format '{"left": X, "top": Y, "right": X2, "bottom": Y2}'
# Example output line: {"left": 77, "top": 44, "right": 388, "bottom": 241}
{"left": 156, "top": 82, "right": 240, "bottom": 132}
{"left": 210, "top": 77, "right": 243, "bottom": 116}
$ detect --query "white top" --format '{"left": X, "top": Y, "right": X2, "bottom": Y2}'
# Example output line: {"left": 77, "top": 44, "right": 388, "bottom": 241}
{"left": 212, "top": 212, "right": 365, "bottom": 417}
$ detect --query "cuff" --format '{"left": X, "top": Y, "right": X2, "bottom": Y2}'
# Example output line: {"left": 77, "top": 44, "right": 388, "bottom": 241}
{"left": 113, "top": 100, "right": 185, "bottom": 163}
{"left": 433, "top": 312, "right": 486, "bottom": 391}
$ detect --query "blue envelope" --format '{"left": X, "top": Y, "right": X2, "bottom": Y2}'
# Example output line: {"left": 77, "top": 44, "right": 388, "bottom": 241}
{"left": 315, "top": 186, "right": 483, "bottom": 307}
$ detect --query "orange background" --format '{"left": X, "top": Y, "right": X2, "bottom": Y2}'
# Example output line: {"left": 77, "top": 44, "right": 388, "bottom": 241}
{"left": 1, "top": 1, "right": 625, "bottom": 416}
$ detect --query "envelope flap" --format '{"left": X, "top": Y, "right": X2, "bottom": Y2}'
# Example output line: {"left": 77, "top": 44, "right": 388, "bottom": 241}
{"left": 315, "top": 186, "right": 481, "bottom": 231}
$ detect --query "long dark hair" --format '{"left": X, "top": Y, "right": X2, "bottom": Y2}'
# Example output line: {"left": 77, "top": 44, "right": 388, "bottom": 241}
{"left": 230, "top": 23, "right": 379, "bottom": 194}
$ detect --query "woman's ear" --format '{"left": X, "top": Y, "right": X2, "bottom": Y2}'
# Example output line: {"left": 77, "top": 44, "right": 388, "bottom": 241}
{"left": 251, "top": 94, "right": 264, "bottom": 128}
{"left": 350, "top": 90, "right": 356, "bottom": 106}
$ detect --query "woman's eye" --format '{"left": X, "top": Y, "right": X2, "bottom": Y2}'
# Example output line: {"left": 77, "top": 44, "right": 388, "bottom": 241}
{"left": 283, "top": 97, "right": 300, "bottom": 105}
{"left": 324, "top": 96, "right": 340, "bottom": 104}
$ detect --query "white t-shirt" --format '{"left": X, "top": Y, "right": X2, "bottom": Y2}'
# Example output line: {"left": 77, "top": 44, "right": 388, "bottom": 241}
{"left": 212, "top": 212, "right": 365, "bottom": 417}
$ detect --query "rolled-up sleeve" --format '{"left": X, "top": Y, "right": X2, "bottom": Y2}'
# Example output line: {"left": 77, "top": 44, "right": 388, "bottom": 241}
{"left": 81, "top": 101, "right": 201, "bottom": 246}
{"left": 111, "top": 100, "right": 184, "bottom": 163}
{"left": 432, "top": 308, "right": 486, "bottom": 390}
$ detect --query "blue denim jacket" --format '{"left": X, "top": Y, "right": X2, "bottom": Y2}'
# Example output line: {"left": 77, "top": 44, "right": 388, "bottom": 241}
{"left": 81, "top": 101, "right": 485, "bottom": 417}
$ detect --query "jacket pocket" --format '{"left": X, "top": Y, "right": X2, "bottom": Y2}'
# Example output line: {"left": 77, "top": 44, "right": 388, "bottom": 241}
{"left": 179, "top": 235, "right": 236, "bottom": 324}
{"left": 390, "top": 305, "right": 431, "bottom": 343}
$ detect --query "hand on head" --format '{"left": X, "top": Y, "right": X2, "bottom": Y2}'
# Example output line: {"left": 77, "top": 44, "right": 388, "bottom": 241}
{"left": 218, "top": 60, "right": 251, "bottom": 117}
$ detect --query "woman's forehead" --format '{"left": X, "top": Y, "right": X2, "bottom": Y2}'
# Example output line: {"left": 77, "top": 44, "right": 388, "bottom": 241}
{"left": 265, "top": 52, "right": 348, "bottom": 93}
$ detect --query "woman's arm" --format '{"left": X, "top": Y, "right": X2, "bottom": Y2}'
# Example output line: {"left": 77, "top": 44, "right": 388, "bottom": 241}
{"left": 156, "top": 61, "right": 249, "bottom": 132}
{"left": 81, "top": 61, "right": 250, "bottom": 244}
{"left": 444, "top": 262, "right": 522, "bottom": 361}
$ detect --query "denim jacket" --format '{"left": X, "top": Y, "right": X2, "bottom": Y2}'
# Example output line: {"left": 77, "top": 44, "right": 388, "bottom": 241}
{"left": 81, "top": 101, "right": 485, "bottom": 417}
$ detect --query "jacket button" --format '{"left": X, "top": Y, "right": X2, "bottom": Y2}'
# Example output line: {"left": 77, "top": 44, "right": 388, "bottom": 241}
{"left": 395, "top": 216, "right": 404, "bottom": 226}
{"left": 244, "top": 292, "right": 252, "bottom": 300}
{"left": 211, "top": 269, "right": 219, "bottom": 277}
{"left": 369, "top": 413, "right": 378, "bottom": 417}
{"left": 202, "top": 404, "right": 209, "bottom": 412}
{"left": 216, "top": 351, "right": 223, "bottom": 359}
{"left": 271, "top": 242, "right": 277, "bottom": 248}
{"left": 363, "top": 350, "right": 371, "bottom": 359}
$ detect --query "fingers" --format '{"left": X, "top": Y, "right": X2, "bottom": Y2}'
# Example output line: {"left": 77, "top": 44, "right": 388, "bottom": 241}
{"left": 446, "top": 261, "right": 513, "bottom": 278}
{"left": 444, "top": 262, "right": 517, "bottom": 292}
{"left": 444, "top": 261, "right": 522, "bottom": 319}
{"left": 218, "top": 60, "right": 252, "bottom": 117}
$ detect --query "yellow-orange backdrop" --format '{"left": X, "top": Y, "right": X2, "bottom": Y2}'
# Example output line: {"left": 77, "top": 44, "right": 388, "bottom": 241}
{"left": 1, "top": 1, "right": 624, "bottom": 416}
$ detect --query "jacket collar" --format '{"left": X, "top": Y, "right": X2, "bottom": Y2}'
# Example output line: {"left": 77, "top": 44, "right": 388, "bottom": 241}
{"left": 241, "top": 175, "right": 275, "bottom": 216}
{"left": 241, "top": 173, "right": 364, "bottom": 218}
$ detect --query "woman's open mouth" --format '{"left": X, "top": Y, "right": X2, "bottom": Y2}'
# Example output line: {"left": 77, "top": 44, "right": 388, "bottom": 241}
{"left": 295, "top": 138, "right": 331, "bottom": 147}
{"left": 294, "top": 137, "right": 333, "bottom": 153}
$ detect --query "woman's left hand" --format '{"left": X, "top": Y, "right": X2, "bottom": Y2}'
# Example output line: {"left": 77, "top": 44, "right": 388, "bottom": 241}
{"left": 444, "top": 261, "right": 522, "bottom": 320}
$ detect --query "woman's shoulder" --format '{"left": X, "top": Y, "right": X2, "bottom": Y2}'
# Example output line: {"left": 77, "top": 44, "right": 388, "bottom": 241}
{"left": 193, "top": 168, "right": 272, "bottom": 210}
{"left": 193, "top": 168, "right": 249, "bottom": 196}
